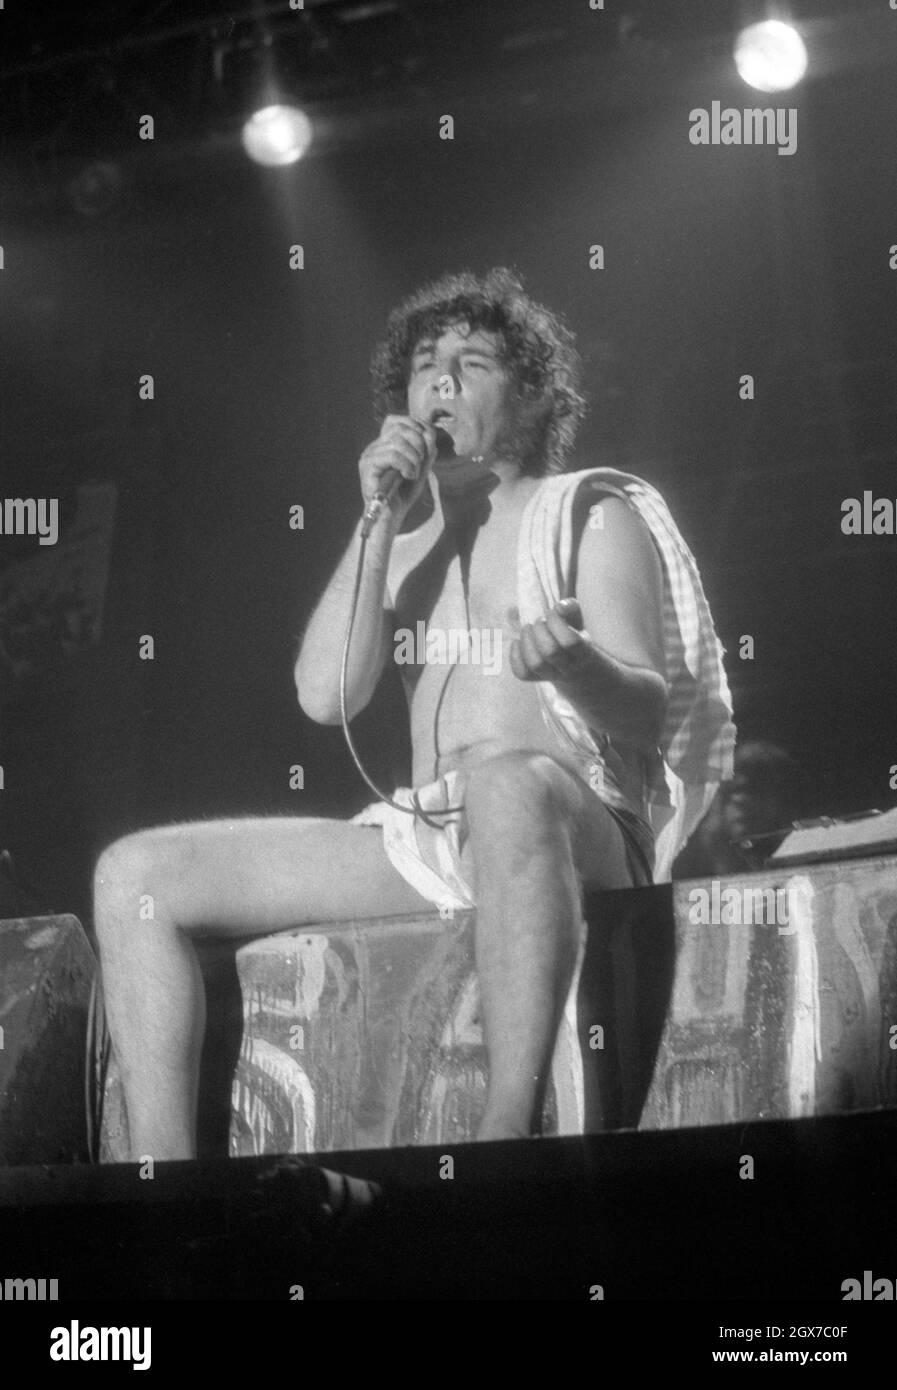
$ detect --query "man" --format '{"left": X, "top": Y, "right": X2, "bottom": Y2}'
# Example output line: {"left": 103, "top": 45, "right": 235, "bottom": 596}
{"left": 673, "top": 740, "right": 803, "bottom": 877}
{"left": 94, "top": 267, "right": 734, "bottom": 1157}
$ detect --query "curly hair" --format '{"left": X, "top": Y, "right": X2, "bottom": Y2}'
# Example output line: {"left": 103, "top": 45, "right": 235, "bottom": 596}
{"left": 369, "top": 267, "right": 587, "bottom": 476}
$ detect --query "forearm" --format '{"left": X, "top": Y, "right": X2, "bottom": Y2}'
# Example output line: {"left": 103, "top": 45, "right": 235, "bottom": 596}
{"left": 554, "top": 644, "right": 668, "bottom": 751}
{"left": 295, "top": 515, "right": 397, "bottom": 723}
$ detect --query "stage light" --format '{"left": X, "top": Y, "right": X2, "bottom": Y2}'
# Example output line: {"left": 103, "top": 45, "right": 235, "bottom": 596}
{"left": 734, "top": 21, "right": 808, "bottom": 93}
{"left": 241, "top": 104, "right": 313, "bottom": 167}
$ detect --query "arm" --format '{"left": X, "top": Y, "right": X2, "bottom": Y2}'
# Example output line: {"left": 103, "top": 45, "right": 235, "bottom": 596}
{"left": 294, "top": 414, "right": 437, "bottom": 724}
{"left": 509, "top": 494, "right": 668, "bottom": 750}
{"left": 294, "top": 518, "right": 396, "bottom": 725}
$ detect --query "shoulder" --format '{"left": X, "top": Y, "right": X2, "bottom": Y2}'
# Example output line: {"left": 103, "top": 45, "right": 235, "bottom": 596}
{"left": 569, "top": 473, "right": 667, "bottom": 669}
{"left": 570, "top": 475, "right": 661, "bottom": 578}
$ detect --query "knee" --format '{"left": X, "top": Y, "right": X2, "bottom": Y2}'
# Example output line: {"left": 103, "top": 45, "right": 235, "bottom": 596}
{"left": 464, "top": 752, "right": 573, "bottom": 838}
{"left": 94, "top": 832, "right": 148, "bottom": 888}
{"left": 93, "top": 832, "right": 161, "bottom": 939}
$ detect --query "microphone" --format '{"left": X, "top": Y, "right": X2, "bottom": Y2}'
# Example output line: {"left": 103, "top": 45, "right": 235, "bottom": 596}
{"left": 359, "top": 425, "right": 452, "bottom": 538}
{"left": 360, "top": 467, "right": 405, "bottom": 539}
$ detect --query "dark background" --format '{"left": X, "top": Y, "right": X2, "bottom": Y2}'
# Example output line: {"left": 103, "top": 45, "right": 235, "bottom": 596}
{"left": 1, "top": 0, "right": 895, "bottom": 924}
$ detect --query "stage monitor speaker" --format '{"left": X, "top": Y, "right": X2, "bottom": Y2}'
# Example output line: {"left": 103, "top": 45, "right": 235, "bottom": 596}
{"left": 0, "top": 915, "right": 96, "bottom": 1165}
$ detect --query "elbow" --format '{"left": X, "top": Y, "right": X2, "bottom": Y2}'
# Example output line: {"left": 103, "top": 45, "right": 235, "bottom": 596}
{"left": 619, "top": 669, "right": 668, "bottom": 751}
{"left": 295, "top": 665, "right": 371, "bottom": 726}
{"left": 298, "top": 692, "right": 342, "bottom": 726}
{"left": 294, "top": 661, "right": 341, "bottom": 726}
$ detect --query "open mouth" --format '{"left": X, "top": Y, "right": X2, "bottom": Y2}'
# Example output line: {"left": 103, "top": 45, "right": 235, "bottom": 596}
{"left": 431, "top": 415, "right": 457, "bottom": 453}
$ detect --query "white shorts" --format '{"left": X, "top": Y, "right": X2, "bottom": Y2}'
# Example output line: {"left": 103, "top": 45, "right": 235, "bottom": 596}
{"left": 350, "top": 771, "right": 473, "bottom": 913}
{"left": 350, "top": 765, "right": 654, "bottom": 913}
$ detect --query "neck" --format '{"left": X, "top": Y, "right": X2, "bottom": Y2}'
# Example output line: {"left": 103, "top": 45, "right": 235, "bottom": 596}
{"left": 441, "top": 464, "right": 539, "bottom": 523}
{"left": 490, "top": 457, "right": 537, "bottom": 489}
{"left": 483, "top": 462, "right": 542, "bottom": 512}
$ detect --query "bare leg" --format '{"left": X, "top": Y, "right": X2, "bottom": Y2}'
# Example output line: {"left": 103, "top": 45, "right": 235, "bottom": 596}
{"left": 93, "top": 818, "right": 430, "bottom": 1161}
{"left": 462, "top": 752, "right": 634, "bottom": 1141}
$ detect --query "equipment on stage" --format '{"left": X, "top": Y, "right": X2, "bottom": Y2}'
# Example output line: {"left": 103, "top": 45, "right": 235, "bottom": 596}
{"left": 0, "top": 914, "right": 94, "bottom": 1166}
{"left": 760, "top": 805, "right": 897, "bottom": 865}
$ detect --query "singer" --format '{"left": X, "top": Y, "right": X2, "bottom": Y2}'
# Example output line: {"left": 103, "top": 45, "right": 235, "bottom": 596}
{"left": 94, "top": 267, "right": 734, "bottom": 1156}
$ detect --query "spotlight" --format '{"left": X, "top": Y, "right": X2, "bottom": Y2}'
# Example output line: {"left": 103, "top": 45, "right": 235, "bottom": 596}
{"left": 734, "top": 20, "right": 808, "bottom": 93}
{"left": 241, "top": 104, "right": 313, "bottom": 167}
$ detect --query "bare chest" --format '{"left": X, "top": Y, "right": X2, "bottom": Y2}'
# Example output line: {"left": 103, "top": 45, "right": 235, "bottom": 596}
{"left": 395, "top": 501, "right": 524, "bottom": 637}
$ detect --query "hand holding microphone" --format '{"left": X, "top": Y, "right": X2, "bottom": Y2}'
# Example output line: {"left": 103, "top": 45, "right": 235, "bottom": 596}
{"left": 359, "top": 415, "right": 439, "bottom": 537}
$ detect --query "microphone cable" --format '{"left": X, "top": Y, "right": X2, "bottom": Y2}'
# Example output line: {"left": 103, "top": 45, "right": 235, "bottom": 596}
{"left": 85, "top": 967, "right": 111, "bottom": 1163}
{"left": 339, "top": 524, "right": 464, "bottom": 830}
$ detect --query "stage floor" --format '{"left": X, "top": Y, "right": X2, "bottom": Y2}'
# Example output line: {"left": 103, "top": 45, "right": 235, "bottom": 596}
{"left": 1, "top": 1108, "right": 895, "bottom": 1300}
